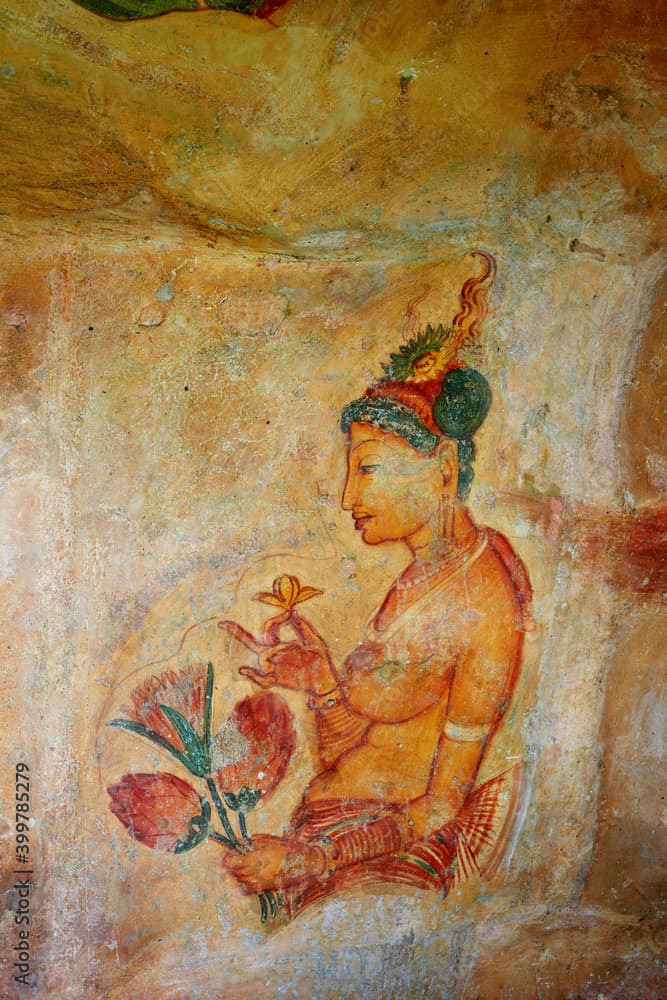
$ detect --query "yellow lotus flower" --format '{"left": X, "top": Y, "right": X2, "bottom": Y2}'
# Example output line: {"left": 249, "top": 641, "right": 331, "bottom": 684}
{"left": 254, "top": 574, "right": 323, "bottom": 612}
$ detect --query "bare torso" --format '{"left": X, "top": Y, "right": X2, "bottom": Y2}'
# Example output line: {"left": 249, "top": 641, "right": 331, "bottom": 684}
{"left": 304, "top": 536, "right": 523, "bottom": 806}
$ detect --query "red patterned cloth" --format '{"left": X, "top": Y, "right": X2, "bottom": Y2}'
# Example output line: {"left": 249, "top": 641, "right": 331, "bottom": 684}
{"left": 281, "top": 768, "right": 518, "bottom": 919}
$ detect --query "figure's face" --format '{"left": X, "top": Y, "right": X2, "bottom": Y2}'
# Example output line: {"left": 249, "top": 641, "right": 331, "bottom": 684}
{"left": 341, "top": 422, "right": 454, "bottom": 546}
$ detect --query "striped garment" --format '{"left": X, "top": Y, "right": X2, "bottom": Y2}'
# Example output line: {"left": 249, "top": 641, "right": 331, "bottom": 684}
{"left": 279, "top": 767, "right": 519, "bottom": 919}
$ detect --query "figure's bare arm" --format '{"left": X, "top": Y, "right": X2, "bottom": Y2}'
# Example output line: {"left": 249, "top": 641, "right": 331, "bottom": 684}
{"left": 406, "top": 620, "right": 523, "bottom": 839}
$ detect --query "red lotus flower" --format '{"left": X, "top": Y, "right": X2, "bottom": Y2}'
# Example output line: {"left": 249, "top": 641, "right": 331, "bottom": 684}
{"left": 124, "top": 663, "right": 209, "bottom": 753}
{"left": 212, "top": 692, "right": 295, "bottom": 802}
{"left": 108, "top": 772, "right": 205, "bottom": 852}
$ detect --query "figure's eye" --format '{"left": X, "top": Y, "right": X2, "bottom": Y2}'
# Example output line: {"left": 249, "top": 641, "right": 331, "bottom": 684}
{"left": 359, "top": 463, "right": 380, "bottom": 474}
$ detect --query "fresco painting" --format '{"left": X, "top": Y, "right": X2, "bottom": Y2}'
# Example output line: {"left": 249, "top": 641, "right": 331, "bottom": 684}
{"left": 103, "top": 255, "right": 533, "bottom": 923}
{"left": 0, "top": 0, "right": 665, "bottom": 997}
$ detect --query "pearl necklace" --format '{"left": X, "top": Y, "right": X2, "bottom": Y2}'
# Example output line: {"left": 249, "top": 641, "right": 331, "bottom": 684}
{"left": 393, "top": 532, "right": 481, "bottom": 593}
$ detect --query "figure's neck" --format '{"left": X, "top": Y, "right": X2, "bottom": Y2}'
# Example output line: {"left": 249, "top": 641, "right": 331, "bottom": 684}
{"left": 406, "top": 505, "right": 476, "bottom": 565}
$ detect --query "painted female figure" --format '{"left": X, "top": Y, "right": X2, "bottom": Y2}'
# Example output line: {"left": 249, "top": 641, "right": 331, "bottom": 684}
{"left": 218, "top": 252, "right": 533, "bottom": 918}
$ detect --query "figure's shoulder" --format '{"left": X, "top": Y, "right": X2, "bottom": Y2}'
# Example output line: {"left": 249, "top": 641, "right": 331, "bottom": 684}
{"left": 464, "top": 525, "right": 533, "bottom": 632}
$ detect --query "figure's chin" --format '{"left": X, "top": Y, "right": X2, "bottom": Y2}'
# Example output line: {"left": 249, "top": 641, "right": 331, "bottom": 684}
{"left": 354, "top": 517, "right": 396, "bottom": 546}
{"left": 360, "top": 528, "right": 389, "bottom": 546}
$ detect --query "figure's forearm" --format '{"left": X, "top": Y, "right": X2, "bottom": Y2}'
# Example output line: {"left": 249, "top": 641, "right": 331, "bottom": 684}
{"left": 405, "top": 788, "right": 466, "bottom": 841}
{"left": 307, "top": 688, "right": 369, "bottom": 768}
{"left": 309, "top": 813, "right": 408, "bottom": 875}
{"left": 407, "top": 732, "right": 488, "bottom": 839}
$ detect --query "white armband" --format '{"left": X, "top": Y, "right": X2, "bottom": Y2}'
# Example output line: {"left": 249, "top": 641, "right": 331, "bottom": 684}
{"left": 443, "top": 718, "right": 491, "bottom": 742}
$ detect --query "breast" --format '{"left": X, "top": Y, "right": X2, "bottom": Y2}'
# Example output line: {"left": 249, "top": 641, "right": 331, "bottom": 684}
{"left": 305, "top": 700, "right": 448, "bottom": 804}
{"left": 365, "top": 698, "right": 447, "bottom": 749}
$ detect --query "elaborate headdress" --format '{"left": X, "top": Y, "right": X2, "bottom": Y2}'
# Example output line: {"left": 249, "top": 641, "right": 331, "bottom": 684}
{"left": 341, "top": 251, "right": 496, "bottom": 499}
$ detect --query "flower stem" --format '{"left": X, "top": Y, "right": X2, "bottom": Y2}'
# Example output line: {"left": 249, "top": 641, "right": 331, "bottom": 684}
{"left": 206, "top": 777, "right": 240, "bottom": 848}
{"left": 238, "top": 811, "right": 252, "bottom": 848}
{"left": 208, "top": 829, "right": 238, "bottom": 850}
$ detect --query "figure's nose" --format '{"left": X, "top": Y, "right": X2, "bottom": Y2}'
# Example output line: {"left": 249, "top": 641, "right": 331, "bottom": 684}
{"left": 341, "top": 470, "right": 358, "bottom": 511}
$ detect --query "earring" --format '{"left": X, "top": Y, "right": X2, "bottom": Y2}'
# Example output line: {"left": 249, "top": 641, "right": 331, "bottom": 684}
{"left": 440, "top": 491, "right": 455, "bottom": 542}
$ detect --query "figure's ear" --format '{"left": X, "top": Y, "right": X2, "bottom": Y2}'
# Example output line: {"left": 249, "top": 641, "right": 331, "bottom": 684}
{"left": 434, "top": 438, "right": 458, "bottom": 482}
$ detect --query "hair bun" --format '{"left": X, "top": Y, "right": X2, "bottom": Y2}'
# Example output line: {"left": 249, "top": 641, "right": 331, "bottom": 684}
{"left": 432, "top": 368, "right": 492, "bottom": 440}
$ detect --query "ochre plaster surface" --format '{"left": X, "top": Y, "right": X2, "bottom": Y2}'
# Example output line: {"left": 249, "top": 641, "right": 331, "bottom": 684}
{"left": 0, "top": 1, "right": 664, "bottom": 997}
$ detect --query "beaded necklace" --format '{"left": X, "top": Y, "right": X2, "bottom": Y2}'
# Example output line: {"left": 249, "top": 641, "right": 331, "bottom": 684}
{"left": 393, "top": 529, "right": 482, "bottom": 593}
{"left": 370, "top": 530, "right": 486, "bottom": 636}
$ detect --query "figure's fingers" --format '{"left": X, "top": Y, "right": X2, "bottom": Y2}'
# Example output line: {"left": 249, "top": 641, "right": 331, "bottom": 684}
{"left": 239, "top": 665, "right": 276, "bottom": 689}
{"left": 259, "top": 641, "right": 300, "bottom": 667}
{"left": 220, "top": 854, "right": 259, "bottom": 893}
{"left": 221, "top": 851, "right": 244, "bottom": 872}
{"left": 290, "top": 611, "right": 327, "bottom": 649}
{"left": 262, "top": 609, "right": 291, "bottom": 645}
{"left": 218, "top": 620, "right": 265, "bottom": 654}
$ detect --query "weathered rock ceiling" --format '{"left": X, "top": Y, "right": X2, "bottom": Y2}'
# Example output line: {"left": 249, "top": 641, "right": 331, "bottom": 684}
{"left": 2, "top": 0, "right": 665, "bottom": 259}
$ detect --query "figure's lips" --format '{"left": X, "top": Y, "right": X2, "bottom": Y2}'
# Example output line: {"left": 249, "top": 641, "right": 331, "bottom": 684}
{"left": 353, "top": 514, "right": 373, "bottom": 530}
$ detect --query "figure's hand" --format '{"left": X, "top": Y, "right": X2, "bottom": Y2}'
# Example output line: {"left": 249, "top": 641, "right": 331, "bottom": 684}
{"left": 405, "top": 793, "right": 461, "bottom": 842}
{"left": 220, "top": 834, "right": 325, "bottom": 893}
{"left": 218, "top": 611, "right": 337, "bottom": 695}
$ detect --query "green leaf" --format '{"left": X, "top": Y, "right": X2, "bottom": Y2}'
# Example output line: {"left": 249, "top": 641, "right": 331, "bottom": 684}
{"left": 206, "top": 776, "right": 241, "bottom": 847}
{"left": 236, "top": 786, "right": 262, "bottom": 812}
{"left": 106, "top": 718, "right": 192, "bottom": 771}
{"left": 174, "top": 800, "right": 211, "bottom": 854}
{"left": 72, "top": 0, "right": 199, "bottom": 18}
{"left": 223, "top": 791, "right": 239, "bottom": 811}
{"left": 71, "top": 0, "right": 265, "bottom": 19}
{"left": 160, "top": 705, "right": 210, "bottom": 777}
{"left": 222, "top": 786, "right": 262, "bottom": 813}
{"left": 203, "top": 662, "right": 214, "bottom": 753}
